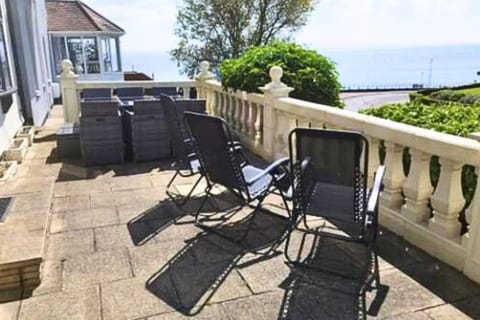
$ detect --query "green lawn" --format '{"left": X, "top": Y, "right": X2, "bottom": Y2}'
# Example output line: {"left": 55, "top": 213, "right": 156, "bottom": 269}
{"left": 457, "top": 87, "right": 480, "bottom": 96}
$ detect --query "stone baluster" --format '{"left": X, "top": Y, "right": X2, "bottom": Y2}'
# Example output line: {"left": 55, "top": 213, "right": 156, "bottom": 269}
{"left": 224, "top": 93, "right": 230, "bottom": 123}
{"left": 219, "top": 92, "right": 226, "bottom": 118}
{"left": 235, "top": 96, "right": 243, "bottom": 132}
{"left": 463, "top": 167, "right": 479, "bottom": 247}
{"left": 259, "top": 66, "right": 293, "bottom": 160}
{"left": 229, "top": 94, "right": 236, "bottom": 129}
{"left": 428, "top": 159, "right": 464, "bottom": 238}
{"left": 380, "top": 142, "right": 406, "bottom": 210}
{"left": 401, "top": 149, "right": 433, "bottom": 222}
{"left": 254, "top": 104, "right": 263, "bottom": 147}
{"left": 241, "top": 96, "right": 249, "bottom": 136}
{"left": 59, "top": 60, "right": 80, "bottom": 123}
{"left": 367, "top": 137, "right": 381, "bottom": 188}
{"left": 212, "top": 90, "right": 220, "bottom": 116}
{"left": 464, "top": 167, "right": 480, "bottom": 283}
{"left": 275, "top": 112, "right": 289, "bottom": 158}
{"left": 248, "top": 103, "right": 256, "bottom": 139}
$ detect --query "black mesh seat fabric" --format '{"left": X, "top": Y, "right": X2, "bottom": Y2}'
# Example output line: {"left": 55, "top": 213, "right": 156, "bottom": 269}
{"left": 160, "top": 94, "right": 204, "bottom": 206}
{"left": 184, "top": 112, "right": 291, "bottom": 245}
{"left": 284, "top": 128, "right": 385, "bottom": 293}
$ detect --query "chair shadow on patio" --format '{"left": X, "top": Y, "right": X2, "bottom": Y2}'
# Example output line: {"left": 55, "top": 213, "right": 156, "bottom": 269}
{"left": 145, "top": 207, "right": 290, "bottom": 316}
{"left": 279, "top": 232, "right": 389, "bottom": 320}
{"left": 127, "top": 187, "right": 241, "bottom": 246}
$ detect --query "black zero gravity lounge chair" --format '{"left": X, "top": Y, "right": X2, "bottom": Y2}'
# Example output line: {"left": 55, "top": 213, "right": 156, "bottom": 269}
{"left": 284, "top": 128, "right": 385, "bottom": 290}
{"left": 160, "top": 94, "right": 204, "bottom": 206}
{"left": 184, "top": 112, "right": 291, "bottom": 244}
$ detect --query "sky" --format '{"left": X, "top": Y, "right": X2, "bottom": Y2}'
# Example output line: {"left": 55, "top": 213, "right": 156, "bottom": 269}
{"left": 82, "top": 0, "right": 480, "bottom": 54}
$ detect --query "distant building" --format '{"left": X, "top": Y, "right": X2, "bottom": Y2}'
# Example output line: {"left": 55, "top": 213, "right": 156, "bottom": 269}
{"left": 6, "top": 0, "right": 54, "bottom": 126}
{"left": 45, "top": 0, "right": 125, "bottom": 82}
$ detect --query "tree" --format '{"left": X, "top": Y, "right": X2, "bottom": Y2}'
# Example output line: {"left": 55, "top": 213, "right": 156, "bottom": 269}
{"left": 171, "top": 0, "right": 315, "bottom": 77}
{"left": 220, "top": 41, "right": 342, "bottom": 107}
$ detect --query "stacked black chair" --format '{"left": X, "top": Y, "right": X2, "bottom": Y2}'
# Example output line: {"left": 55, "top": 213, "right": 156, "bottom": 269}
{"left": 184, "top": 112, "right": 291, "bottom": 244}
{"left": 160, "top": 95, "right": 204, "bottom": 206}
{"left": 284, "top": 128, "right": 385, "bottom": 293}
{"left": 116, "top": 87, "right": 145, "bottom": 104}
{"left": 79, "top": 100, "right": 124, "bottom": 166}
{"left": 124, "top": 100, "right": 170, "bottom": 162}
{"left": 82, "top": 88, "right": 112, "bottom": 101}
{"left": 151, "top": 87, "right": 178, "bottom": 98}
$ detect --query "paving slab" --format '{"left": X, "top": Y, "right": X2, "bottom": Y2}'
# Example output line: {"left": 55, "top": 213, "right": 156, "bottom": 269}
{"left": 101, "top": 277, "right": 173, "bottom": 320}
{"left": 9, "top": 191, "right": 51, "bottom": 212}
{"left": 63, "top": 249, "right": 132, "bottom": 290}
{"left": 236, "top": 253, "right": 290, "bottom": 294}
{"left": 95, "top": 224, "right": 138, "bottom": 251}
{"left": 423, "top": 304, "right": 472, "bottom": 320}
{"left": 222, "top": 291, "right": 306, "bottom": 320}
{"left": 32, "top": 260, "right": 63, "bottom": 296}
{"left": 18, "top": 286, "right": 101, "bottom": 320}
{"left": 46, "top": 229, "right": 95, "bottom": 259}
{"left": 50, "top": 207, "right": 119, "bottom": 233}
{"left": 147, "top": 304, "right": 229, "bottom": 319}
{"left": 52, "top": 194, "right": 90, "bottom": 212}
{"left": 365, "top": 268, "right": 444, "bottom": 319}
{"left": 128, "top": 239, "right": 191, "bottom": 278}
{"left": 0, "top": 300, "right": 19, "bottom": 320}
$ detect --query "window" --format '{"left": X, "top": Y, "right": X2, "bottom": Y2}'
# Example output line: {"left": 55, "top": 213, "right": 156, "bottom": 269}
{"left": 65, "top": 36, "right": 100, "bottom": 74}
{"left": 0, "top": 9, "right": 12, "bottom": 91}
{"left": 52, "top": 35, "right": 119, "bottom": 75}
{"left": 101, "top": 37, "right": 120, "bottom": 72}
{"left": 51, "top": 36, "right": 67, "bottom": 74}
{"left": 83, "top": 37, "right": 100, "bottom": 74}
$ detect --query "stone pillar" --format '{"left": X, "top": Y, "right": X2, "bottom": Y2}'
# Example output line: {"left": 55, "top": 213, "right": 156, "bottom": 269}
{"left": 429, "top": 158, "right": 464, "bottom": 238}
{"left": 59, "top": 60, "right": 79, "bottom": 123}
{"left": 259, "top": 66, "right": 293, "bottom": 161}
{"left": 401, "top": 149, "right": 433, "bottom": 222}
{"left": 195, "top": 61, "right": 215, "bottom": 113}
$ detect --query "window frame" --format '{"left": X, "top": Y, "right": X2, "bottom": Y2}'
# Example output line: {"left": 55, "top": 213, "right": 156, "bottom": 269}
{"left": 0, "top": 7, "right": 13, "bottom": 92}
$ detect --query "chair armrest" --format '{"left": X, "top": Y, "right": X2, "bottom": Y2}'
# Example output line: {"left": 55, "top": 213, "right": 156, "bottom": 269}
{"left": 245, "top": 157, "right": 290, "bottom": 186}
{"left": 367, "top": 165, "right": 385, "bottom": 215}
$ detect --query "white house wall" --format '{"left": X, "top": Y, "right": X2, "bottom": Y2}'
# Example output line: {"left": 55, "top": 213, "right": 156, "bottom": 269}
{"left": 7, "top": 0, "right": 53, "bottom": 126}
{"left": 0, "top": 0, "right": 23, "bottom": 154}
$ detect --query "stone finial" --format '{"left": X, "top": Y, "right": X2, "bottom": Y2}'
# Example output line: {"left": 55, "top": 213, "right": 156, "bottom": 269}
{"left": 262, "top": 66, "right": 290, "bottom": 90}
{"left": 60, "top": 59, "right": 77, "bottom": 78}
{"left": 195, "top": 60, "right": 215, "bottom": 80}
{"left": 259, "top": 66, "right": 293, "bottom": 96}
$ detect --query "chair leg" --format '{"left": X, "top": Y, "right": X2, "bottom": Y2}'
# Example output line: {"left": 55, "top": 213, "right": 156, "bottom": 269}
{"left": 194, "top": 183, "right": 214, "bottom": 223}
{"left": 166, "top": 171, "right": 204, "bottom": 207}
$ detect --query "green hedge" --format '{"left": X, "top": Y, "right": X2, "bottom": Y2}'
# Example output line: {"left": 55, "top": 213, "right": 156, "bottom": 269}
{"left": 219, "top": 41, "right": 342, "bottom": 107}
{"left": 362, "top": 102, "right": 480, "bottom": 217}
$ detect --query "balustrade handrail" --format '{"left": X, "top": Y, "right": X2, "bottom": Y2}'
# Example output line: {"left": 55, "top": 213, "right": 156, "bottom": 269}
{"left": 76, "top": 80, "right": 197, "bottom": 90}
{"left": 202, "top": 80, "right": 265, "bottom": 104}
{"left": 275, "top": 97, "right": 480, "bottom": 167}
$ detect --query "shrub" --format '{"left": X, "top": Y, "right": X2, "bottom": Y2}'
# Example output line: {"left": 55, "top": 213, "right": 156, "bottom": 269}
{"left": 219, "top": 41, "right": 342, "bottom": 107}
{"left": 362, "top": 102, "right": 480, "bottom": 213}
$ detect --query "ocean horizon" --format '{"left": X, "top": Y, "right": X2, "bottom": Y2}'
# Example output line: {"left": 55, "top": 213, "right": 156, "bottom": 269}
{"left": 122, "top": 44, "right": 480, "bottom": 89}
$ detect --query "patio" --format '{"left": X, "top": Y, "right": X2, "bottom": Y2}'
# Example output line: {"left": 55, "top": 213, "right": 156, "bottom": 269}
{"left": 0, "top": 105, "right": 479, "bottom": 319}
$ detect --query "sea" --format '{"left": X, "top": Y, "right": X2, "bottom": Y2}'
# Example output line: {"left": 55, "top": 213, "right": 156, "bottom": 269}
{"left": 122, "top": 44, "right": 480, "bottom": 90}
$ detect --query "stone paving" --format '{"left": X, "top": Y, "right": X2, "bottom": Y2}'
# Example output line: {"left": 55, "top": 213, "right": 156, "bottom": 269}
{"left": 1, "top": 106, "right": 480, "bottom": 319}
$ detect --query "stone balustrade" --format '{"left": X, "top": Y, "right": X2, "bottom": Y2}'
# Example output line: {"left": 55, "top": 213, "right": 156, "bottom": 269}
{"left": 196, "top": 63, "right": 480, "bottom": 285}
{"left": 60, "top": 59, "right": 480, "bottom": 285}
